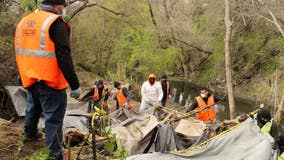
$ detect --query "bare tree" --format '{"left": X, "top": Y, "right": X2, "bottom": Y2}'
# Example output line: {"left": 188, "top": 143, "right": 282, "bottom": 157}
{"left": 257, "top": 0, "right": 284, "bottom": 37}
{"left": 255, "top": 0, "right": 284, "bottom": 124}
{"left": 163, "top": 0, "right": 176, "bottom": 45}
{"left": 225, "top": 0, "right": 236, "bottom": 119}
{"left": 67, "top": 0, "right": 126, "bottom": 22}
{"left": 276, "top": 89, "right": 284, "bottom": 125}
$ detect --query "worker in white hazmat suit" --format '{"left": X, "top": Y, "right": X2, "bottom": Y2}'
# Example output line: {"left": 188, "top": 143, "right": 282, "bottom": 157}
{"left": 139, "top": 74, "right": 163, "bottom": 114}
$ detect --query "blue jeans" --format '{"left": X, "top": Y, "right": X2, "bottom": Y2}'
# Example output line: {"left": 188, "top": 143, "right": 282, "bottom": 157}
{"left": 24, "top": 82, "right": 67, "bottom": 158}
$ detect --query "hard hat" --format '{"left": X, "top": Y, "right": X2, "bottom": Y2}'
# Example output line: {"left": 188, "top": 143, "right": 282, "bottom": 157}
{"left": 148, "top": 74, "right": 156, "bottom": 79}
{"left": 42, "top": 0, "right": 66, "bottom": 5}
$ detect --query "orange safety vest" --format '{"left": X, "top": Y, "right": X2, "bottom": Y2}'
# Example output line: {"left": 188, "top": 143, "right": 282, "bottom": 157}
{"left": 15, "top": 9, "right": 68, "bottom": 90}
{"left": 117, "top": 86, "right": 131, "bottom": 109}
{"left": 93, "top": 85, "right": 108, "bottom": 108}
{"left": 196, "top": 95, "right": 216, "bottom": 121}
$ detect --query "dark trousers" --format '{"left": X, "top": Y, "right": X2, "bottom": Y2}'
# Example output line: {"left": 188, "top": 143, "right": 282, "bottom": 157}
{"left": 161, "top": 99, "right": 167, "bottom": 107}
{"left": 24, "top": 82, "right": 66, "bottom": 158}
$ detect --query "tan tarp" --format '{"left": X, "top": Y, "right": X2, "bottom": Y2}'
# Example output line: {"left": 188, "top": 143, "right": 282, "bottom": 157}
{"left": 175, "top": 118, "right": 206, "bottom": 139}
{"left": 111, "top": 115, "right": 159, "bottom": 155}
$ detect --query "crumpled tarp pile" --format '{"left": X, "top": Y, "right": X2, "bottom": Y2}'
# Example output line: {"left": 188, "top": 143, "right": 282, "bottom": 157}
{"left": 5, "top": 86, "right": 89, "bottom": 132}
{"left": 6, "top": 86, "right": 191, "bottom": 156}
{"left": 7, "top": 86, "right": 274, "bottom": 160}
{"left": 127, "top": 118, "right": 276, "bottom": 160}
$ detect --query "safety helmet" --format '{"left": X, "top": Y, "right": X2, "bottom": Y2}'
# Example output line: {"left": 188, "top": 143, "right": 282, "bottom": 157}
{"left": 148, "top": 74, "right": 156, "bottom": 79}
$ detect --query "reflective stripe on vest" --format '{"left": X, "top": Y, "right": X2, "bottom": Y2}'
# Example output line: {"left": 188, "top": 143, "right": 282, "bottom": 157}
{"left": 15, "top": 48, "right": 55, "bottom": 58}
{"left": 117, "top": 87, "right": 131, "bottom": 109}
{"left": 15, "top": 10, "right": 68, "bottom": 89}
{"left": 196, "top": 95, "right": 216, "bottom": 121}
{"left": 260, "top": 118, "right": 273, "bottom": 134}
{"left": 278, "top": 152, "right": 284, "bottom": 160}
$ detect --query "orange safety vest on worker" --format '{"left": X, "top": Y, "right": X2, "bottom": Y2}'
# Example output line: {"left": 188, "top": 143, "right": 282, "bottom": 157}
{"left": 15, "top": 9, "right": 68, "bottom": 90}
{"left": 93, "top": 85, "right": 108, "bottom": 108}
{"left": 195, "top": 95, "right": 216, "bottom": 121}
{"left": 117, "top": 86, "right": 131, "bottom": 109}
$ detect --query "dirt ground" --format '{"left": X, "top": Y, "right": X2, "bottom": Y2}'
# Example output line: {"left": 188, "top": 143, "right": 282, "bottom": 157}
{"left": 0, "top": 118, "right": 46, "bottom": 160}
{"left": 0, "top": 75, "right": 152, "bottom": 159}
{"left": 0, "top": 90, "right": 142, "bottom": 160}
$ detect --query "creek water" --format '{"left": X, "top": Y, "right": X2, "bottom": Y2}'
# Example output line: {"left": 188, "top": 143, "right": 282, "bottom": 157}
{"left": 169, "top": 80, "right": 258, "bottom": 121}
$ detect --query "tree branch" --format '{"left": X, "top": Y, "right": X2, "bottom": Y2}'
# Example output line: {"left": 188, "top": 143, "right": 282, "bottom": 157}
{"left": 68, "top": 1, "right": 88, "bottom": 21}
{"left": 68, "top": 2, "right": 126, "bottom": 22}
{"left": 147, "top": 0, "right": 158, "bottom": 30}
{"left": 257, "top": 14, "right": 274, "bottom": 23}
{"left": 237, "top": 0, "right": 247, "bottom": 26}
{"left": 257, "top": 0, "right": 284, "bottom": 37}
{"left": 95, "top": 3, "right": 126, "bottom": 16}
{"left": 173, "top": 37, "right": 213, "bottom": 54}
{"left": 171, "top": 0, "right": 180, "bottom": 7}
{"left": 7, "top": 0, "right": 19, "bottom": 6}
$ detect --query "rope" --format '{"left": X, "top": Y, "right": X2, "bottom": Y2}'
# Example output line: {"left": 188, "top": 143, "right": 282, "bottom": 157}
{"left": 153, "top": 103, "right": 215, "bottom": 123}
{"left": 187, "top": 123, "right": 241, "bottom": 152}
{"left": 172, "top": 109, "right": 260, "bottom": 155}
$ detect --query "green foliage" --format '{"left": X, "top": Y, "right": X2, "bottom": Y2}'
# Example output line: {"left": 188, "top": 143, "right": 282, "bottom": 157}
{"left": 101, "top": 126, "right": 116, "bottom": 153}
{"left": 259, "top": 36, "right": 284, "bottom": 73}
{"left": 114, "top": 24, "right": 178, "bottom": 81}
{"left": 232, "top": 31, "right": 284, "bottom": 84}
{"left": 113, "top": 146, "right": 128, "bottom": 160}
{"left": 63, "top": 15, "right": 71, "bottom": 22}
{"left": 19, "top": 0, "right": 37, "bottom": 12}
{"left": 195, "top": 40, "right": 225, "bottom": 84}
{"left": 0, "top": 36, "right": 14, "bottom": 50}
{"left": 27, "top": 148, "right": 51, "bottom": 160}
{"left": 68, "top": 0, "right": 284, "bottom": 107}
{"left": 100, "top": 122, "right": 128, "bottom": 159}
{"left": 104, "top": 140, "right": 115, "bottom": 152}
{"left": 261, "top": 58, "right": 279, "bottom": 73}
{"left": 72, "top": 0, "right": 179, "bottom": 82}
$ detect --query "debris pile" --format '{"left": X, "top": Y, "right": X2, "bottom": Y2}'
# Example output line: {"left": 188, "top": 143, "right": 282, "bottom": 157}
{"left": 5, "top": 86, "right": 277, "bottom": 159}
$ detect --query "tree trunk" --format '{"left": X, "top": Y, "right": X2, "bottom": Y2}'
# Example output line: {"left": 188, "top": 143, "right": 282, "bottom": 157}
{"left": 182, "top": 64, "right": 189, "bottom": 79}
{"left": 225, "top": 0, "right": 236, "bottom": 119}
{"left": 276, "top": 89, "right": 284, "bottom": 125}
{"left": 163, "top": 0, "right": 176, "bottom": 45}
